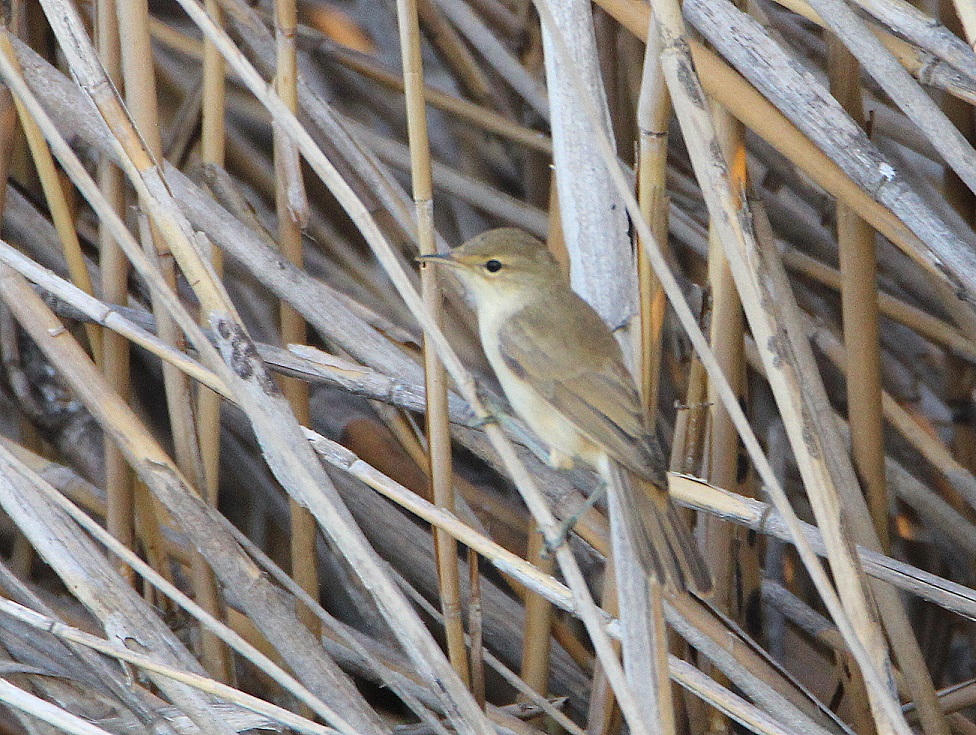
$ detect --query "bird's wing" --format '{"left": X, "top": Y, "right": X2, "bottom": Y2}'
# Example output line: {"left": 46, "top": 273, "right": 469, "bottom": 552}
{"left": 497, "top": 298, "right": 666, "bottom": 483}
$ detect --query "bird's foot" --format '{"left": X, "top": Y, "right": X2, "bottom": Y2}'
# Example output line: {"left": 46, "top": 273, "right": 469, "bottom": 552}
{"left": 543, "top": 480, "right": 607, "bottom": 557}
{"left": 471, "top": 412, "right": 499, "bottom": 429}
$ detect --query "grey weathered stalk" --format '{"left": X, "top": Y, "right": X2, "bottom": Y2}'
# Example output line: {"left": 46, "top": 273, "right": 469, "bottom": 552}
{"left": 0, "top": 439, "right": 237, "bottom": 735}
{"left": 539, "top": 0, "right": 635, "bottom": 335}
{"left": 684, "top": 0, "right": 976, "bottom": 318}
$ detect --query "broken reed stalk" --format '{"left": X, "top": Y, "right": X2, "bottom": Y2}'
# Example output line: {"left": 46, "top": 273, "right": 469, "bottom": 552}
{"left": 635, "top": 14, "right": 670, "bottom": 419}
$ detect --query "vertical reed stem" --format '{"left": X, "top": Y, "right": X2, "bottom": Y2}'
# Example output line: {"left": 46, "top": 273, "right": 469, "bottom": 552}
{"left": 396, "top": 0, "right": 469, "bottom": 685}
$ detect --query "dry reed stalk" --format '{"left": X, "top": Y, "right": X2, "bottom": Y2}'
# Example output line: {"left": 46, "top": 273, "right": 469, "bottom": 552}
{"left": 532, "top": 4, "right": 914, "bottom": 735}
{"left": 116, "top": 0, "right": 230, "bottom": 680}
{"left": 396, "top": 0, "right": 469, "bottom": 687}
{"left": 519, "top": 521, "right": 555, "bottom": 697}
{"left": 635, "top": 14, "right": 670, "bottom": 419}
{"left": 0, "top": 598, "right": 322, "bottom": 735}
{"left": 197, "top": 0, "right": 227, "bottom": 515}
{"left": 703, "top": 102, "right": 747, "bottom": 623}
{"left": 0, "top": 426, "right": 238, "bottom": 735}
{"left": 828, "top": 36, "right": 889, "bottom": 553}
{"left": 9, "top": 432, "right": 379, "bottom": 725}
{"left": 272, "top": 0, "right": 321, "bottom": 643}
{"left": 4, "top": 0, "right": 976, "bottom": 733}
{"left": 94, "top": 0, "right": 137, "bottom": 586}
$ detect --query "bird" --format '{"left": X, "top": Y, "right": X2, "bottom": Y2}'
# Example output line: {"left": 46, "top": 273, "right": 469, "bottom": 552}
{"left": 419, "top": 227, "right": 711, "bottom": 594}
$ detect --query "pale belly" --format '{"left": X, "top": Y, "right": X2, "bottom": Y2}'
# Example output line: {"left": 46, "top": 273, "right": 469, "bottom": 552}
{"left": 479, "top": 308, "right": 602, "bottom": 469}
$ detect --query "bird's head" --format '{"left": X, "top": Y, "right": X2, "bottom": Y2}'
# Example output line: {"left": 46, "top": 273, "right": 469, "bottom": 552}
{"left": 417, "top": 228, "right": 562, "bottom": 305}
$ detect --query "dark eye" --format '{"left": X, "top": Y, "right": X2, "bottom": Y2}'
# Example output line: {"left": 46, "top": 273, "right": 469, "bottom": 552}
{"left": 485, "top": 259, "right": 503, "bottom": 273}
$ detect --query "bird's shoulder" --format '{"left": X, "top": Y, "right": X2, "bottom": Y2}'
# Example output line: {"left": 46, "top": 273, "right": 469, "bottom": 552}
{"left": 501, "top": 287, "right": 622, "bottom": 373}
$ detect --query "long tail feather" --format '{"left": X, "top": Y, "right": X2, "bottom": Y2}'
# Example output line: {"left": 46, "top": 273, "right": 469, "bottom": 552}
{"left": 601, "top": 458, "right": 713, "bottom": 594}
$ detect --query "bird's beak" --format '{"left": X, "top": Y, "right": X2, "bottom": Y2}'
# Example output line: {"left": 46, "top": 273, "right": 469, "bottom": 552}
{"left": 415, "top": 252, "right": 460, "bottom": 268}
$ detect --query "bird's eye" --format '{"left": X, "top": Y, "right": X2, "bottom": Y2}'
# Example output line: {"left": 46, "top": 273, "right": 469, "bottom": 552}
{"left": 485, "top": 259, "right": 503, "bottom": 273}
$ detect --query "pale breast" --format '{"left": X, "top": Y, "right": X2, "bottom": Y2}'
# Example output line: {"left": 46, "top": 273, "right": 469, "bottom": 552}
{"left": 478, "top": 304, "right": 602, "bottom": 469}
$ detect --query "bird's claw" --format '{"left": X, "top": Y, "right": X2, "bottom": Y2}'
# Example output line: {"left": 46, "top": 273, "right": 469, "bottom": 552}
{"left": 471, "top": 412, "right": 499, "bottom": 428}
{"left": 543, "top": 481, "right": 608, "bottom": 557}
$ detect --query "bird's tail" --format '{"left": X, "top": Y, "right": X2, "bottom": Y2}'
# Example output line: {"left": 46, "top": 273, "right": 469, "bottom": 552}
{"left": 601, "top": 459, "right": 713, "bottom": 595}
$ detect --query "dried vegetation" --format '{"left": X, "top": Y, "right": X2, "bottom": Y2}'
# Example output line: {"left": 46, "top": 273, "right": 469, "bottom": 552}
{"left": 0, "top": 0, "right": 974, "bottom": 734}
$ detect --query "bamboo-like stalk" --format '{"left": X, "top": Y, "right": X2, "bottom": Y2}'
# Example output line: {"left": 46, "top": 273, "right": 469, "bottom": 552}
{"left": 519, "top": 524, "right": 554, "bottom": 698}
{"left": 468, "top": 552, "right": 486, "bottom": 708}
{"left": 272, "top": 0, "right": 320, "bottom": 644}
{"left": 635, "top": 12, "right": 670, "bottom": 420}
{"left": 2, "top": 48, "right": 100, "bottom": 359}
{"left": 515, "top": 196, "right": 561, "bottom": 712}
{"left": 94, "top": 0, "right": 137, "bottom": 587}
{"left": 196, "top": 0, "right": 226, "bottom": 512}
{"left": 704, "top": 100, "right": 746, "bottom": 618}
{"left": 828, "top": 37, "right": 889, "bottom": 553}
{"left": 113, "top": 0, "right": 229, "bottom": 680}
{"left": 699, "top": 81, "right": 748, "bottom": 735}
{"left": 194, "top": 5, "right": 231, "bottom": 684}
{"left": 396, "top": 0, "right": 469, "bottom": 687}
{"left": 115, "top": 0, "right": 205, "bottom": 491}
{"left": 584, "top": 570, "right": 619, "bottom": 735}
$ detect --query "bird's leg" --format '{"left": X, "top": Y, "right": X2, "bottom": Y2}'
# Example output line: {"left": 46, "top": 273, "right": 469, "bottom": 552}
{"left": 468, "top": 390, "right": 507, "bottom": 428}
{"left": 544, "top": 472, "right": 607, "bottom": 557}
